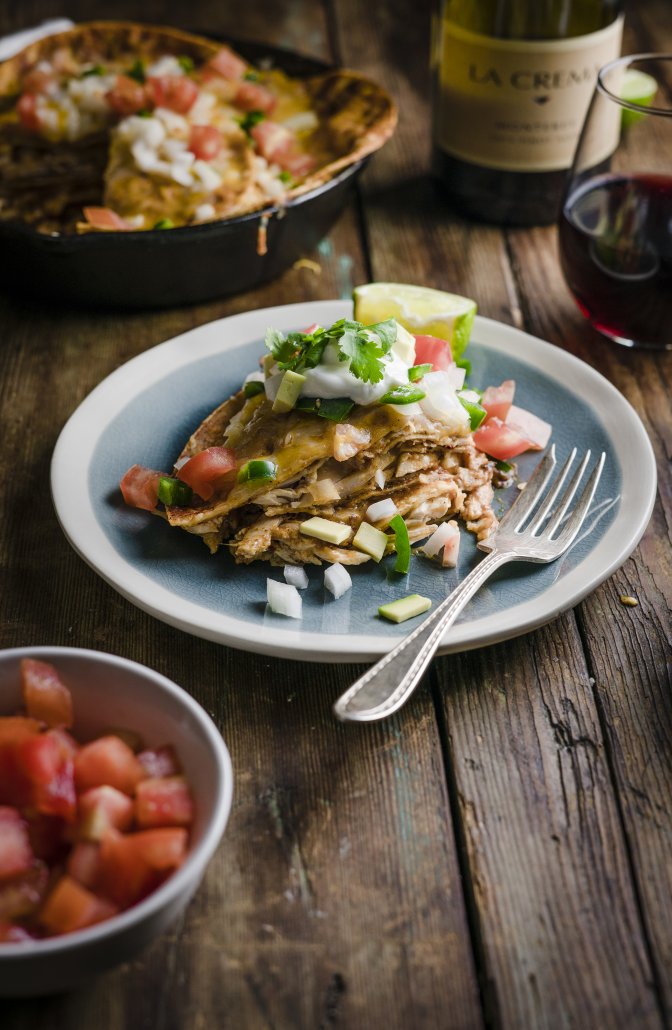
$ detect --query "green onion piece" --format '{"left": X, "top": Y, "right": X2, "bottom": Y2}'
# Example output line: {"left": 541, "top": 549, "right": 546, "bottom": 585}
{"left": 455, "top": 356, "right": 472, "bottom": 377}
{"left": 81, "top": 64, "right": 105, "bottom": 78}
{"left": 380, "top": 384, "right": 426, "bottom": 405}
{"left": 408, "top": 363, "right": 432, "bottom": 383}
{"left": 237, "top": 459, "right": 277, "bottom": 484}
{"left": 178, "top": 55, "right": 195, "bottom": 73}
{"left": 238, "top": 110, "right": 265, "bottom": 134}
{"left": 158, "top": 476, "right": 193, "bottom": 506}
{"left": 496, "top": 460, "right": 514, "bottom": 473}
{"left": 128, "top": 59, "right": 146, "bottom": 83}
{"left": 458, "top": 395, "right": 487, "bottom": 430}
{"left": 278, "top": 170, "right": 293, "bottom": 184}
{"left": 153, "top": 218, "right": 174, "bottom": 230}
{"left": 389, "top": 514, "right": 411, "bottom": 574}
{"left": 243, "top": 380, "right": 265, "bottom": 398}
{"left": 295, "top": 397, "right": 354, "bottom": 422}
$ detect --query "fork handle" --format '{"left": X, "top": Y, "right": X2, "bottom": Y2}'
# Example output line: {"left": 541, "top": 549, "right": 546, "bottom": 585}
{"left": 333, "top": 549, "right": 514, "bottom": 722}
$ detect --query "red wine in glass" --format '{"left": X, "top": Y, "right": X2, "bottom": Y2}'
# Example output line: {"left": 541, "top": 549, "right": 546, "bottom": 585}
{"left": 559, "top": 172, "right": 672, "bottom": 348}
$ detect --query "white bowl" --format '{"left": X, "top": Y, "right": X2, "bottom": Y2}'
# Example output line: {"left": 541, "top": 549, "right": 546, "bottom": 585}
{"left": 0, "top": 646, "right": 233, "bottom": 997}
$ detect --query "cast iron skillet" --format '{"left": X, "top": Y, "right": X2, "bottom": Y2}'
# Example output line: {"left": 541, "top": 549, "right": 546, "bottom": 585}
{"left": 0, "top": 38, "right": 367, "bottom": 310}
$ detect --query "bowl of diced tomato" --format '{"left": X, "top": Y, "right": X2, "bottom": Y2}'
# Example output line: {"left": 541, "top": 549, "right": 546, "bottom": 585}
{"left": 0, "top": 646, "right": 233, "bottom": 997}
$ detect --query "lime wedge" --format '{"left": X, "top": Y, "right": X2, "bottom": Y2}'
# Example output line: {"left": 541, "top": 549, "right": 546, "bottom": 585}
{"left": 620, "top": 68, "right": 657, "bottom": 128}
{"left": 353, "top": 282, "right": 477, "bottom": 359}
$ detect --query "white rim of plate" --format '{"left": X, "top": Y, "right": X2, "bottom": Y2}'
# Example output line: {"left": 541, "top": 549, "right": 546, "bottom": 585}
{"left": 51, "top": 301, "right": 657, "bottom": 662}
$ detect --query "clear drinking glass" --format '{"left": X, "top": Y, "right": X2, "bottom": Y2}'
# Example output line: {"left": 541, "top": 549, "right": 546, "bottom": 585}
{"left": 558, "top": 54, "right": 672, "bottom": 350}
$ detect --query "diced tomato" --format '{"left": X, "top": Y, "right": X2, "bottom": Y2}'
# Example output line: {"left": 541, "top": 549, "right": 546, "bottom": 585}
{"left": 26, "top": 814, "right": 70, "bottom": 864}
{"left": 481, "top": 380, "right": 515, "bottom": 423}
{"left": 234, "top": 81, "right": 277, "bottom": 114}
{"left": 472, "top": 417, "right": 536, "bottom": 461}
{"left": 100, "top": 727, "right": 143, "bottom": 754}
{"left": 413, "top": 335, "right": 453, "bottom": 372}
{"left": 22, "top": 68, "right": 54, "bottom": 95}
{"left": 178, "top": 447, "right": 237, "bottom": 502}
{"left": 137, "top": 745, "right": 181, "bottom": 779}
{"left": 250, "top": 120, "right": 315, "bottom": 177}
{"left": 16, "top": 93, "right": 40, "bottom": 132}
{"left": 98, "top": 829, "right": 159, "bottom": 908}
{"left": 67, "top": 841, "right": 101, "bottom": 890}
{"left": 0, "top": 862, "right": 49, "bottom": 921}
{"left": 21, "top": 658, "right": 73, "bottom": 729}
{"left": 506, "top": 405, "right": 552, "bottom": 452}
{"left": 131, "top": 828, "right": 189, "bottom": 870}
{"left": 105, "top": 74, "right": 148, "bottom": 116}
{"left": 83, "top": 206, "right": 133, "bottom": 231}
{"left": 39, "top": 875, "right": 118, "bottom": 934}
{"left": 19, "top": 731, "right": 77, "bottom": 822}
{"left": 0, "top": 809, "right": 34, "bottom": 880}
{"left": 145, "top": 75, "right": 199, "bottom": 114}
{"left": 135, "top": 777, "right": 194, "bottom": 829}
{"left": 0, "top": 921, "right": 35, "bottom": 943}
{"left": 78, "top": 785, "right": 134, "bottom": 841}
{"left": 188, "top": 124, "right": 223, "bottom": 161}
{"left": 207, "top": 46, "right": 248, "bottom": 81}
{"left": 119, "top": 463, "right": 164, "bottom": 511}
{"left": 74, "top": 736, "right": 146, "bottom": 797}
{"left": 0, "top": 717, "right": 41, "bottom": 806}
{"left": 48, "top": 727, "right": 79, "bottom": 759}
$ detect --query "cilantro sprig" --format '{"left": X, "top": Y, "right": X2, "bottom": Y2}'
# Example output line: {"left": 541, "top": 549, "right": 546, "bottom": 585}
{"left": 264, "top": 318, "right": 398, "bottom": 385}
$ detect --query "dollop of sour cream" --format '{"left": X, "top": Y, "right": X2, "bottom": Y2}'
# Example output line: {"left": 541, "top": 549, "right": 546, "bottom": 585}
{"left": 299, "top": 339, "right": 411, "bottom": 405}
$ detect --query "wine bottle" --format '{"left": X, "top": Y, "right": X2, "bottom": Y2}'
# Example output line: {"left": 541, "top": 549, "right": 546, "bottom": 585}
{"left": 431, "top": 0, "right": 624, "bottom": 225}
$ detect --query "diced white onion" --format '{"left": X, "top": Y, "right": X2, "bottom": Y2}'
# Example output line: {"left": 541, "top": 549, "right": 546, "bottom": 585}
{"left": 324, "top": 563, "right": 352, "bottom": 599}
{"left": 284, "top": 565, "right": 309, "bottom": 589}
{"left": 147, "top": 55, "right": 185, "bottom": 78}
{"left": 174, "top": 454, "right": 190, "bottom": 471}
{"left": 264, "top": 372, "right": 283, "bottom": 402}
{"left": 374, "top": 469, "right": 385, "bottom": 489}
{"left": 460, "top": 389, "right": 481, "bottom": 403}
{"left": 194, "top": 203, "right": 216, "bottom": 222}
{"left": 419, "top": 371, "right": 469, "bottom": 430}
{"left": 365, "top": 497, "right": 398, "bottom": 524}
{"left": 282, "top": 110, "right": 319, "bottom": 133}
{"left": 421, "top": 520, "right": 460, "bottom": 558}
{"left": 244, "top": 370, "right": 265, "bottom": 385}
{"left": 193, "top": 159, "right": 222, "bottom": 192}
{"left": 267, "top": 579, "right": 302, "bottom": 618}
{"left": 441, "top": 526, "right": 460, "bottom": 568}
{"left": 400, "top": 402, "right": 423, "bottom": 418}
{"left": 308, "top": 478, "right": 341, "bottom": 503}
{"left": 446, "top": 364, "right": 466, "bottom": 391}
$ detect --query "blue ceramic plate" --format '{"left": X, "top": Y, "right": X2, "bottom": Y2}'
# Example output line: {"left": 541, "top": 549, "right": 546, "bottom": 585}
{"left": 51, "top": 301, "right": 656, "bottom": 661}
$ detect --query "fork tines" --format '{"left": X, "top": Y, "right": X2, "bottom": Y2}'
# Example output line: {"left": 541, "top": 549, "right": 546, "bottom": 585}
{"left": 495, "top": 445, "right": 606, "bottom": 547}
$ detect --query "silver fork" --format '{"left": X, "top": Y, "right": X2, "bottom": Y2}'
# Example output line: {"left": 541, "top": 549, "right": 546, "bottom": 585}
{"left": 333, "top": 445, "right": 605, "bottom": 723}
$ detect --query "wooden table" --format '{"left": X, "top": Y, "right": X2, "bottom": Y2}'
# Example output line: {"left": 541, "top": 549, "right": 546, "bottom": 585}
{"left": 2, "top": 2, "right": 670, "bottom": 1027}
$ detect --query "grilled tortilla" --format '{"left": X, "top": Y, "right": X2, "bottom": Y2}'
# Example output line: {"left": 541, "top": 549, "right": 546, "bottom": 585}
{"left": 165, "top": 393, "right": 497, "bottom": 566}
{"left": 0, "top": 22, "right": 397, "bottom": 233}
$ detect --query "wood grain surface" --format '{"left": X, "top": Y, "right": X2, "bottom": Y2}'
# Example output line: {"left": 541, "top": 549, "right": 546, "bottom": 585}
{"left": 1, "top": 1, "right": 670, "bottom": 1028}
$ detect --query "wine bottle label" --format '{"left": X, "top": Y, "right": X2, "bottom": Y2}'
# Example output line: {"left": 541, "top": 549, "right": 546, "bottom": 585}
{"left": 433, "top": 16, "right": 624, "bottom": 172}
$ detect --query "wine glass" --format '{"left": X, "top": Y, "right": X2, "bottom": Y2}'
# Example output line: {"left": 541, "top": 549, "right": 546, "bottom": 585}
{"left": 558, "top": 53, "right": 672, "bottom": 350}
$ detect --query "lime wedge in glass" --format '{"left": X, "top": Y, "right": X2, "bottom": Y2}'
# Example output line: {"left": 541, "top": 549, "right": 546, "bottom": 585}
{"left": 353, "top": 282, "right": 477, "bottom": 359}
{"left": 620, "top": 68, "right": 657, "bottom": 128}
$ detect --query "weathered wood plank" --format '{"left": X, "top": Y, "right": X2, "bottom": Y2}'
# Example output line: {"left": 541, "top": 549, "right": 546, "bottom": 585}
{"left": 435, "top": 628, "right": 663, "bottom": 1028}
